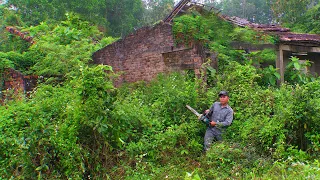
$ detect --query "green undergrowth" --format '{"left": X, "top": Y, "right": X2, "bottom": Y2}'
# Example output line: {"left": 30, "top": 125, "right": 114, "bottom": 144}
{"left": 1, "top": 12, "right": 320, "bottom": 179}
{"left": 1, "top": 65, "right": 320, "bottom": 179}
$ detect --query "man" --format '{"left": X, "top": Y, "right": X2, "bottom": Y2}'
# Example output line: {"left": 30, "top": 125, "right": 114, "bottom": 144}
{"left": 201, "top": 90, "right": 233, "bottom": 151}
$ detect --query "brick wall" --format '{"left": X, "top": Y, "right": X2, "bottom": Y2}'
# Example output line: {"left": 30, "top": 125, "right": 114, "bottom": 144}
{"left": 92, "top": 22, "right": 205, "bottom": 85}
{"left": 3, "top": 69, "right": 25, "bottom": 99}
{"left": 1, "top": 68, "right": 37, "bottom": 102}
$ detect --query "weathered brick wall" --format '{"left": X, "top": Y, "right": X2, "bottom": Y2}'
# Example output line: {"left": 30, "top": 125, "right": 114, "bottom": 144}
{"left": 1, "top": 69, "right": 37, "bottom": 102}
{"left": 162, "top": 48, "right": 203, "bottom": 72}
{"left": 2, "top": 68, "right": 25, "bottom": 101}
{"left": 93, "top": 22, "right": 204, "bottom": 85}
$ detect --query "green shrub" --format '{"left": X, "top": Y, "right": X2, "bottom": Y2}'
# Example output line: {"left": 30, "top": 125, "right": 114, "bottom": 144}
{"left": 205, "top": 61, "right": 320, "bottom": 160}
{"left": 0, "top": 64, "right": 117, "bottom": 179}
{"left": 198, "top": 141, "right": 272, "bottom": 179}
{"left": 112, "top": 73, "right": 201, "bottom": 144}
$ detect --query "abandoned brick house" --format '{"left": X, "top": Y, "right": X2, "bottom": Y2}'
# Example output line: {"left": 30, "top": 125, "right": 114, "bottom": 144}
{"left": 92, "top": 0, "right": 320, "bottom": 85}
{"left": 2, "top": 0, "right": 320, "bottom": 100}
{"left": 92, "top": 0, "right": 208, "bottom": 86}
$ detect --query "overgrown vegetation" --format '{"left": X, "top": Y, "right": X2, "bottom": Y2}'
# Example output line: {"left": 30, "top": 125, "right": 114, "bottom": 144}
{"left": 1, "top": 3, "right": 320, "bottom": 180}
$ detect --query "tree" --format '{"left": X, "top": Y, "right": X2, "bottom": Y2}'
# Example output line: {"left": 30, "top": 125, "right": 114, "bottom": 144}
{"left": 142, "top": 0, "right": 175, "bottom": 26}
{"left": 106, "top": 0, "right": 144, "bottom": 36}
{"left": 291, "top": 3, "right": 320, "bottom": 33}
{"left": 202, "top": 0, "right": 219, "bottom": 6}
{"left": 270, "top": 0, "right": 312, "bottom": 25}
{"left": 7, "top": 0, "right": 108, "bottom": 26}
{"left": 0, "top": 5, "right": 30, "bottom": 53}
{"left": 213, "top": 0, "right": 320, "bottom": 26}
{"left": 216, "top": 0, "right": 273, "bottom": 24}
{"left": 304, "top": 3, "right": 320, "bottom": 34}
{"left": 7, "top": 0, "right": 145, "bottom": 37}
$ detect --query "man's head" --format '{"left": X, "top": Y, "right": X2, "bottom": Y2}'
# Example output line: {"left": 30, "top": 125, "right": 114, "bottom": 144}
{"left": 218, "top": 90, "right": 229, "bottom": 105}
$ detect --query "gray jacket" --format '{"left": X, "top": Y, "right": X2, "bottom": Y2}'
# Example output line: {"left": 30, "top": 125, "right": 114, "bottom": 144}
{"left": 208, "top": 102, "right": 233, "bottom": 128}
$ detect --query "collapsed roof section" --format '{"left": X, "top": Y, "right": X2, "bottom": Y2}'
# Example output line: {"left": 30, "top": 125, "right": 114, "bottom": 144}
{"left": 221, "top": 15, "right": 320, "bottom": 46}
{"left": 5, "top": 26, "right": 35, "bottom": 44}
{"left": 167, "top": 0, "right": 320, "bottom": 46}
{"left": 220, "top": 15, "right": 290, "bottom": 32}
{"left": 279, "top": 33, "right": 320, "bottom": 46}
{"left": 164, "top": 0, "right": 191, "bottom": 23}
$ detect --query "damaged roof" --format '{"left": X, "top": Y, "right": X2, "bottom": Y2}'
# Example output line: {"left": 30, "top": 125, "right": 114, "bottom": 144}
{"left": 221, "top": 15, "right": 320, "bottom": 46}
{"left": 5, "top": 26, "right": 35, "bottom": 44}
{"left": 220, "top": 15, "right": 290, "bottom": 32}
{"left": 169, "top": 0, "right": 320, "bottom": 46}
{"left": 279, "top": 33, "right": 320, "bottom": 46}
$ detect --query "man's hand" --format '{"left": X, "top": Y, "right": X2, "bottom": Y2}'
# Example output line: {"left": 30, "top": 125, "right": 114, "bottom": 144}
{"left": 210, "top": 121, "right": 216, "bottom": 127}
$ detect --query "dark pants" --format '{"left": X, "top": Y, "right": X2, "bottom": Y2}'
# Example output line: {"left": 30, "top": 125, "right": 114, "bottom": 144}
{"left": 204, "top": 127, "right": 222, "bottom": 151}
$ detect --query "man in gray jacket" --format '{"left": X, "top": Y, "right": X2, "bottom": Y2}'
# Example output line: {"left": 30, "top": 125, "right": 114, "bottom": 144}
{"left": 202, "top": 90, "right": 234, "bottom": 151}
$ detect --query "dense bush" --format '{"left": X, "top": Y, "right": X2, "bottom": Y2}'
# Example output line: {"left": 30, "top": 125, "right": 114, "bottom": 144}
{"left": 1, "top": 65, "right": 320, "bottom": 179}
{"left": 204, "top": 60, "right": 320, "bottom": 160}
{"left": 112, "top": 73, "right": 203, "bottom": 158}
{"left": 0, "top": 14, "right": 119, "bottom": 179}
{"left": 0, "top": 64, "right": 116, "bottom": 179}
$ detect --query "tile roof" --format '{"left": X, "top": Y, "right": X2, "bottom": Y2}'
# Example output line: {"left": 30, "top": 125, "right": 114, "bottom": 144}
{"left": 279, "top": 33, "right": 320, "bottom": 45}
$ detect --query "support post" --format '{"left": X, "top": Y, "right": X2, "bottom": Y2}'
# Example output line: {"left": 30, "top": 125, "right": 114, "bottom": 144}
{"left": 277, "top": 44, "right": 285, "bottom": 84}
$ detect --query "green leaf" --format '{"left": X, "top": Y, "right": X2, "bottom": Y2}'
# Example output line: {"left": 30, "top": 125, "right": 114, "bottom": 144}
{"left": 274, "top": 72, "right": 280, "bottom": 79}
{"left": 293, "top": 62, "right": 301, "bottom": 70}
{"left": 269, "top": 76, "right": 276, "bottom": 86}
{"left": 181, "top": 149, "right": 189, "bottom": 155}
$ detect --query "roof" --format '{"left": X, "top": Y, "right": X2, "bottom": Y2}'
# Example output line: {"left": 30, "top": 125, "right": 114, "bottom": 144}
{"left": 164, "top": 0, "right": 191, "bottom": 23}
{"left": 279, "top": 33, "right": 320, "bottom": 46}
{"left": 170, "top": 0, "right": 320, "bottom": 46}
{"left": 5, "top": 26, "right": 34, "bottom": 44}
{"left": 220, "top": 15, "right": 290, "bottom": 32}
{"left": 220, "top": 15, "right": 320, "bottom": 45}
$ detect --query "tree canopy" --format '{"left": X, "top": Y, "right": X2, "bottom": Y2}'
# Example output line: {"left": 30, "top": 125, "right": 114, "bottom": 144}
{"left": 4, "top": 0, "right": 176, "bottom": 37}
{"left": 213, "top": 0, "right": 320, "bottom": 30}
